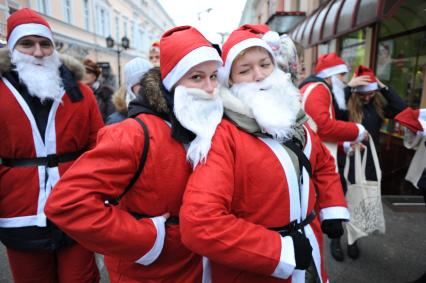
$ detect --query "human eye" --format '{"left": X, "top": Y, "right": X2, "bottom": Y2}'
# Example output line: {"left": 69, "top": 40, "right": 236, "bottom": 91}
{"left": 211, "top": 73, "right": 217, "bottom": 80}
{"left": 40, "top": 41, "right": 52, "bottom": 48}
{"left": 261, "top": 62, "right": 271, "bottom": 68}
{"left": 190, "top": 74, "right": 202, "bottom": 81}
{"left": 239, "top": 69, "right": 249, "bottom": 75}
{"left": 18, "top": 40, "right": 34, "bottom": 48}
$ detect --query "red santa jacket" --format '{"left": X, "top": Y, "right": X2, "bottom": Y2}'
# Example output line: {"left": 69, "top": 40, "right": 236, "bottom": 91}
{"left": 180, "top": 119, "right": 349, "bottom": 283}
{"left": 300, "top": 81, "right": 359, "bottom": 142}
{"left": 45, "top": 114, "right": 203, "bottom": 282}
{"left": 0, "top": 73, "right": 102, "bottom": 230}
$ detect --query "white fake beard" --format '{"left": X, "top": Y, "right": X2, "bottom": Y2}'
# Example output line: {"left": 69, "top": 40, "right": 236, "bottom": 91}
{"left": 173, "top": 86, "right": 223, "bottom": 168}
{"left": 331, "top": 75, "right": 347, "bottom": 110}
{"left": 231, "top": 68, "right": 301, "bottom": 141}
{"left": 11, "top": 49, "right": 63, "bottom": 103}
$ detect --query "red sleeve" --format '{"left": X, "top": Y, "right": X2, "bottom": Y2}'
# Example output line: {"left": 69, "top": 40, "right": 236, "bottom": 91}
{"left": 45, "top": 121, "right": 157, "bottom": 261}
{"left": 304, "top": 84, "right": 359, "bottom": 142}
{"left": 80, "top": 82, "right": 104, "bottom": 149}
{"left": 180, "top": 123, "right": 282, "bottom": 276}
{"left": 309, "top": 130, "right": 348, "bottom": 218}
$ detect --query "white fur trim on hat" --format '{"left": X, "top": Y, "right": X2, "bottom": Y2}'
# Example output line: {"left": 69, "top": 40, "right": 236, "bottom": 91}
{"left": 353, "top": 82, "right": 378, "bottom": 93}
{"left": 316, "top": 64, "right": 348, "bottom": 79}
{"left": 162, "top": 46, "right": 222, "bottom": 91}
{"left": 8, "top": 23, "right": 53, "bottom": 50}
{"left": 218, "top": 37, "right": 275, "bottom": 86}
{"left": 419, "top": 109, "right": 426, "bottom": 135}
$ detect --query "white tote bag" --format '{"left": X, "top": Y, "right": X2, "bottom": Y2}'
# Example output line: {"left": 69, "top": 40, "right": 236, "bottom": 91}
{"left": 344, "top": 137, "right": 386, "bottom": 245}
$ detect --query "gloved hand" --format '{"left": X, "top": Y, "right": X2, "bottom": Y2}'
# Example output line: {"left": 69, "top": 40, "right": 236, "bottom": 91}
{"left": 321, "top": 219, "right": 344, "bottom": 239}
{"left": 289, "top": 231, "right": 312, "bottom": 270}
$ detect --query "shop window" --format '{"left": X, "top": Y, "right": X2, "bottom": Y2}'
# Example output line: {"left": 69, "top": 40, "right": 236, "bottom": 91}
{"left": 379, "top": 0, "right": 426, "bottom": 38}
{"left": 376, "top": 31, "right": 425, "bottom": 108}
{"left": 339, "top": 29, "right": 366, "bottom": 78}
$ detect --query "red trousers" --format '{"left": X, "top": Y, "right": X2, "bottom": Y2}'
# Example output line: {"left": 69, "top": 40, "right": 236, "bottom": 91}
{"left": 6, "top": 243, "right": 100, "bottom": 283}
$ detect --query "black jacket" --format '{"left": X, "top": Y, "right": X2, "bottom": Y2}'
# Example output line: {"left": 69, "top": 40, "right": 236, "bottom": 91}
{"left": 344, "top": 86, "right": 406, "bottom": 182}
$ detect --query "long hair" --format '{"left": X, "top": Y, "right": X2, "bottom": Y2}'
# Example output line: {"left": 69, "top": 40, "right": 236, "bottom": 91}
{"left": 347, "top": 92, "right": 384, "bottom": 123}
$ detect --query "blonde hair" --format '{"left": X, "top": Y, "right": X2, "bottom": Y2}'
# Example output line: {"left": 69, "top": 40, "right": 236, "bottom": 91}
{"left": 347, "top": 92, "right": 384, "bottom": 123}
{"left": 112, "top": 86, "right": 128, "bottom": 114}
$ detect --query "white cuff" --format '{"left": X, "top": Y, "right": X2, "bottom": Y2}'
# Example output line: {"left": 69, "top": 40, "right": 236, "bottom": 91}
{"left": 343, "top": 141, "right": 351, "bottom": 154}
{"left": 355, "top": 124, "right": 366, "bottom": 142}
{"left": 136, "top": 215, "right": 167, "bottom": 265}
{"left": 271, "top": 236, "right": 296, "bottom": 279}
{"left": 320, "top": 206, "right": 350, "bottom": 222}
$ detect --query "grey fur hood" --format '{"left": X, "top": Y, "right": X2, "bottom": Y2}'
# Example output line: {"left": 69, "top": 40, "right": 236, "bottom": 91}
{"left": 0, "top": 47, "right": 85, "bottom": 80}
{"left": 128, "top": 67, "right": 171, "bottom": 117}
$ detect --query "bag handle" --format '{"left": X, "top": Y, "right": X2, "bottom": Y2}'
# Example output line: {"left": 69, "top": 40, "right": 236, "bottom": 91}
{"left": 344, "top": 134, "right": 382, "bottom": 185}
{"left": 366, "top": 135, "right": 382, "bottom": 182}
{"left": 344, "top": 143, "right": 366, "bottom": 184}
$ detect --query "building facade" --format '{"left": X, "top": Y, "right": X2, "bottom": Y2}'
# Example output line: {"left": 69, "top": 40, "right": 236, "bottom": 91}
{"left": 0, "top": 0, "right": 174, "bottom": 87}
{"left": 240, "top": 0, "right": 426, "bottom": 196}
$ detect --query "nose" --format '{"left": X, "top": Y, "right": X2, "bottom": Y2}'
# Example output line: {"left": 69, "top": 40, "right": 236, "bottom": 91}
{"left": 253, "top": 66, "right": 266, "bottom": 82}
{"left": 203, "top": 78, "right": 216, "bottom": 95}
{"left": 33, "top": 43, "right": 44, "bottom": 58}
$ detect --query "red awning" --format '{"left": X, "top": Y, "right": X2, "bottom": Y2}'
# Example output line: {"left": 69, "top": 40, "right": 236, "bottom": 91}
{"left": 290, "top": 0, "right": 406, "bottom": 47}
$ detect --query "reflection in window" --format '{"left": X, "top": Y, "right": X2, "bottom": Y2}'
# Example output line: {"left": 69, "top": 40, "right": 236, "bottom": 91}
{"left": 376, "top": 31, "right": 425, "bottom": 108}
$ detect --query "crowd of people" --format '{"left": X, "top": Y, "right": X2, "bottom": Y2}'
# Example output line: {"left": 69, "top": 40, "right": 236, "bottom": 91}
{"left": 0, "top": 7, "right": 424, "bottom": 283}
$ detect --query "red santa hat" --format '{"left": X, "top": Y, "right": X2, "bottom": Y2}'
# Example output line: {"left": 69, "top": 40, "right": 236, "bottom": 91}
{"left": 160, "top": 26, "right": 222, "bottom": 91}
{"left": 218, "top": 27, "right": 275, "bottom": 86}
{"left": 240, "top": 24, "right": 281, "bottom": 52}
{"left": 7, "top": 8, "right": 53, "bottom": 50}
{"left": 352, "top": 65, "right": 378, "bottom": 93}
{"left": 395, "top": 107, "right": 426, "bottom": 136}
{"left": 315, "top": 53, "right": 348, "bottom": 78}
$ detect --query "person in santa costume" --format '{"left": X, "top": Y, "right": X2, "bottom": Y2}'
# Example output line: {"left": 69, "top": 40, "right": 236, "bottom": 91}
{"left": 395, "top": 107, "right": 426, "bottom": 283}
{"left": 0, "top": 8, "right": 103, "bottom": 283}
{"left": 395, "top": 107, "right": 426, "bottom": 199}
{"left": 298, "top": 53, "right": 370, "bottom": 261}
{"left": 343, "top": 65, "right": 406, "bottom": 259}
{"left": 179, "top": 26, "right": 349, "bottom": 283}
{"left": 45, "top": 25, "right": 223, "bottom": 282}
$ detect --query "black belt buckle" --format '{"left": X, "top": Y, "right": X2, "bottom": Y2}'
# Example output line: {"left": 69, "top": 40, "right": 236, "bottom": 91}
{"left": 46, "top": 154, "right": 59, "bottom": 168}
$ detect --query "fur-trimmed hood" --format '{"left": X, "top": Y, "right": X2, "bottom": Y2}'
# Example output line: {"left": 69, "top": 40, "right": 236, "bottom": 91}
{"left": 128, "top": 67, "right": 171, "bottom": 117}
{"left": 0, "top": 47, "right": 85, "bottom": 80}
{"left": 128, "top": 67, "right": 196, "bottom": 144}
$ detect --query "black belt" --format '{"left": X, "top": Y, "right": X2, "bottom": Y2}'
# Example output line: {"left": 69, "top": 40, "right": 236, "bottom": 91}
{"left": 269, "top": 211, "right": 316, "bottom": 236}
{"left": 0, "top": 151, "right": 84, "bottom": 168}
{"left": 130, "top": 212, "right": 180, "bottom": 225}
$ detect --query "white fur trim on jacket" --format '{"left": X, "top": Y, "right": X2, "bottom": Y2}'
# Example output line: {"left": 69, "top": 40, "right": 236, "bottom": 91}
{"left": 271, "top": 235, "right": 296, "bottom": 279}
{"left": 319, "top": 206, "right": 350, "bottom": 222}
{"left": 355, "top": 124, "right": 366, "bottom": 142}
{"left": 136, "top": 215, "right": 167, "bottom": 265}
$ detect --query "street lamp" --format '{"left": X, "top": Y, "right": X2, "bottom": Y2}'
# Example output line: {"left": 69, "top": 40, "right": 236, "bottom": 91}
{"left": 106, "top": 35, "right": 130, "bottom": 86}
